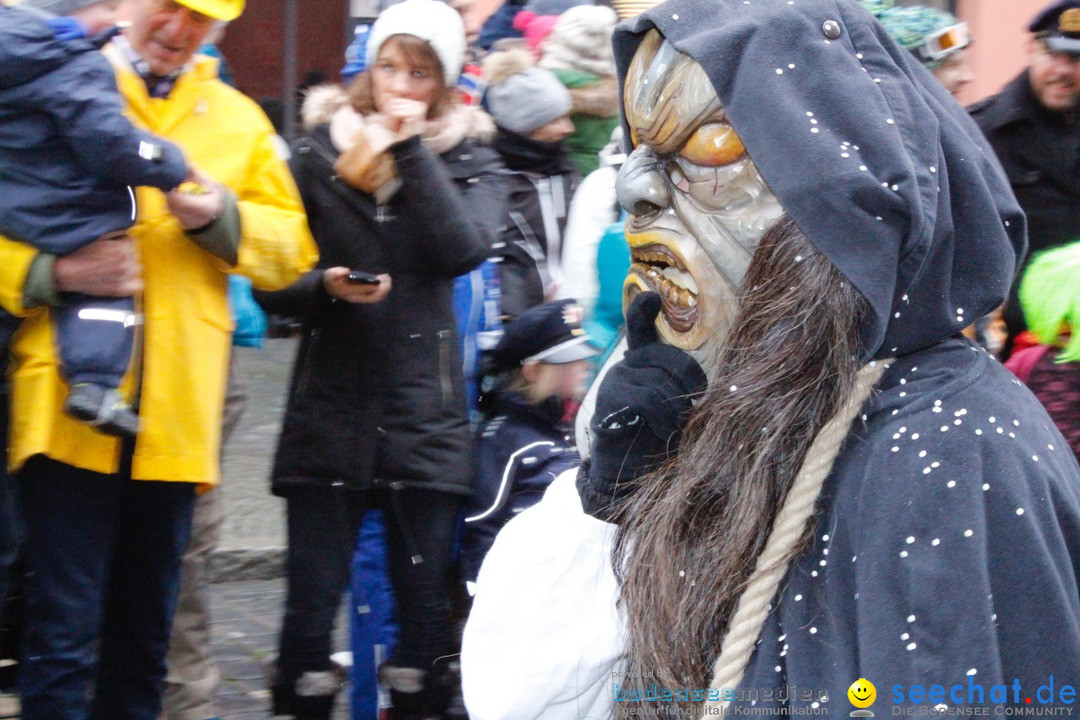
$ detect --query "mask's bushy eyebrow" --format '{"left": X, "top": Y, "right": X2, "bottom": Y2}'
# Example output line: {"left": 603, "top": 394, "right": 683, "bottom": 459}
{"left": 624, "top": 32, "right": 726, "bottom": 155}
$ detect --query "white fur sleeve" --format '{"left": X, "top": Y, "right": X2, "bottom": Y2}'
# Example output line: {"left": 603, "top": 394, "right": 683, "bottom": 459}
{"left": 461, "top": 468, "right": 625, "bottom": 720}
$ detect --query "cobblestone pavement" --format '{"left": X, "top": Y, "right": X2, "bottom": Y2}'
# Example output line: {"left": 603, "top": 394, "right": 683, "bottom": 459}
{"left": 213, "top": 337, "right": 298, "bottom": 581}
{"left": 207, "top": 579, "right": 351, "bottom": 720}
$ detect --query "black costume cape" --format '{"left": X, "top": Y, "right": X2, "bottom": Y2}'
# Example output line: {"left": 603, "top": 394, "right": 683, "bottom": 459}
{"left": 612, "top": 0, "right": 1080, "bottom": 709}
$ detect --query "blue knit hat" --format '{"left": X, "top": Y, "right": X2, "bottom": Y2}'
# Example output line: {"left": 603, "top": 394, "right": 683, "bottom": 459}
{"left": 341, "top": 24, "right": 371, "bottom": 83}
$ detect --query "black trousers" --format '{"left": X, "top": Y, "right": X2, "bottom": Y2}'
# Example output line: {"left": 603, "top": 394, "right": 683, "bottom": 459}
{"left": 276, "top": 484, "right": 462, "bottom": 686}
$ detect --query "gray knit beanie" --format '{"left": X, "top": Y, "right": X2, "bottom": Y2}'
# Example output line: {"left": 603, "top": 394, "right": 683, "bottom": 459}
{"left": 484, "top": 50, "right": 572, "bottom": 135}
{"left": 18, "top": 0, "right": 107, "bottom": 15}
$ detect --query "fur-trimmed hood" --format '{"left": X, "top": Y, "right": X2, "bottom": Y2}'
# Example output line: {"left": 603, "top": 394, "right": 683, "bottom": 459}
{"left": 300, "top": 84, "right": 351, "bottom": 131}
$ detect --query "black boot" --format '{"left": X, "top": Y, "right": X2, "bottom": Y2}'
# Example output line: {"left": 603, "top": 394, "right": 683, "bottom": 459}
{"left": 270, "top": 665, "right": 345, "bottom": 720}
{"left": 432, "top": 657, "right": 468, "bottom": 720}
{"left": 381, "top": 663, "right": 454, "bottom": 720}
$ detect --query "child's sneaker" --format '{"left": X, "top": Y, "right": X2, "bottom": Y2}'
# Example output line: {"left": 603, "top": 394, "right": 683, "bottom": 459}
{"left": 64, "top": 383, "right": 139, "bottom": 437}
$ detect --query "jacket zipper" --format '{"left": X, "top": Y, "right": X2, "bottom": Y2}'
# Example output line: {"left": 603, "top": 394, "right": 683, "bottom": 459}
{"left": 437, "top": 329, "right": 452, "bottom": 404}
{"left": 295, "top": 327, "right": 320, "bottom": 394}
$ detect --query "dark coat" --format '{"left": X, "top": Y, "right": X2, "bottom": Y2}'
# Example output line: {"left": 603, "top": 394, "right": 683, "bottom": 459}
{"left": 258, "top": 125, "right": 506, "bottom": 496}
{"left": 969, "top": 72, "right": 1080, "bottom": 338}
{"left": 612, "top": 0, "right": 1079, "bottom": 704}
{"left": 0, "top": 7, "right": 186, "bottom": 252}
{"left": 490, "top": 128, "right": 579, "bottom": 319}
{"left": 461, "top": 393, "right": 580, "bottom": 582}
{"left": 970, "top": 71, "right": 1080, "bottom": 260}
{"left": 736, "top": 338, "right": 1080, "bottom": 709}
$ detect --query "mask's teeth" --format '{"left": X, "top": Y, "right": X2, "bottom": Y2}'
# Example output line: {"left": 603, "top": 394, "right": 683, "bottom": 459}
{"left": 656, "top": 275, "right": 697, "bottom": 309}
{"left": 661, "top": 266, "right": 698, "bottom": 294}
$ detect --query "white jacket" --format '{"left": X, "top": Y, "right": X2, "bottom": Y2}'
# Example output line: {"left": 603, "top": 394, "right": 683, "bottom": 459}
{"left": 461, "top": 469, "right": 624, "bottom": 720}
{"left": 557, "top": 165, "right": 619, "bottom": 317}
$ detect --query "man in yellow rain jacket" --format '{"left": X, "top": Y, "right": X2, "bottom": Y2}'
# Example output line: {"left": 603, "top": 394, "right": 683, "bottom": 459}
{"left": 0, "top": 0, "right": 317, "bottom": 716}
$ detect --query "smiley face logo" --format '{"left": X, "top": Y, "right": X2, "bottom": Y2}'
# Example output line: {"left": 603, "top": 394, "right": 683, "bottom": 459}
{"left": 848, "top": 679, "right": 877, "bottom": 709}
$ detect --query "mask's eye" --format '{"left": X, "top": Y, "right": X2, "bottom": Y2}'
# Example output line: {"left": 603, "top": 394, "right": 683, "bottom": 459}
{"left": 679, "top": 123, "right": 746, "bottom": 167}
{"left": 668, "top": 162, "right": 689, "bottom": 192}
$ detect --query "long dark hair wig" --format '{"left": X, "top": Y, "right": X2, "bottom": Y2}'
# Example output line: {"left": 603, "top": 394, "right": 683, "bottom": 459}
{"left": 611, "top": 216, "right": 869, "bottom": 717}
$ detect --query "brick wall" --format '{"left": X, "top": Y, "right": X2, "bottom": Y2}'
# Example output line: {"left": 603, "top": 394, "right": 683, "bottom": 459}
{"left": 220, "top": 0, "right": 349, "bottom": 105}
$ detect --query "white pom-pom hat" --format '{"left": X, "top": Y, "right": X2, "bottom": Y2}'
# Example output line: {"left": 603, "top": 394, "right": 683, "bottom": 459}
{"left": 365, "top": 0, "right": 467, "bottom": 86}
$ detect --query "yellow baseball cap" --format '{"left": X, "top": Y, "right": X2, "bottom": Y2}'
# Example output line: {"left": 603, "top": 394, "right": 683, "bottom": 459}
{"left": 176, "top": 0, "right": 245, "bottom": 21}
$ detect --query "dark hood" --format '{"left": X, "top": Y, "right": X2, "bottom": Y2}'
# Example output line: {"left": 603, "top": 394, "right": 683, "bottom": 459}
{"left": 613, "top": 0, "right": 1026, "bottom": 359}
{"left": 0, "top": 6, "right": 91, "bottom": 90}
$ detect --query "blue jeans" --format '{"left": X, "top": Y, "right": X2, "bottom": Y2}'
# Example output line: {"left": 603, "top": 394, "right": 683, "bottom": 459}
{"left": 17, "top": 454, "right": 195, "bottom": 720}
{"left": 0, "top": 386, "right": 15, "bottom": 604}
{"left": 0, "top": 385, "right": 17, "bottom": 609}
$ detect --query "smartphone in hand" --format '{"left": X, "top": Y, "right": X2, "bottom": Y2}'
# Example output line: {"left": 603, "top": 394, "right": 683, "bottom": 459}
{"left": 346, "top": 270, "right": 381, "bottom": 285}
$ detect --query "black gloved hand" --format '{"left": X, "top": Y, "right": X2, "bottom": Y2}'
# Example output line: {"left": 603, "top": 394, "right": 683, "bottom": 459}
{"left": 576, "top": 291, "right": 708, "bottom": 523}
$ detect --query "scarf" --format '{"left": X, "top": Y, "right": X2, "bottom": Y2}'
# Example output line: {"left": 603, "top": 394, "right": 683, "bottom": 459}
{"left": 111, "top": 34, "right": 186, "bottom": 99}
{"left": 330, "top": 104, "right": 492, "bottom": 198}
{"left": 492, "top": 127, "right": 575, "bottom": 176}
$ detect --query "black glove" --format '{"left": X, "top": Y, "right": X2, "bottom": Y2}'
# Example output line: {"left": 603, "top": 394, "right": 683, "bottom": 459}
{"left": 576, "top": 291, "right": 707, "bottom": 522}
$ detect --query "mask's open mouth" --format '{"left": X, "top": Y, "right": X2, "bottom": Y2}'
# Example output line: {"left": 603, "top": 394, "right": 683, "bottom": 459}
{"left": 629, "top": 244, "right": 699, "bottom": 333}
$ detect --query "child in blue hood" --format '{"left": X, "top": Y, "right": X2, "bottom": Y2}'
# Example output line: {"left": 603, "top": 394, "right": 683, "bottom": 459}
{"left": 0, "top": 0, "right": 188, "bottom": 436}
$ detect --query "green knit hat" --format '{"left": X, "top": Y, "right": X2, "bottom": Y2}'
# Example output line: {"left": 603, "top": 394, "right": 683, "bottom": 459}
{"left": 1019, "top": 240, "right": 1080, "bottom": 363}
{"left": 861, "top": 0, "right": 968, "bottom": 68}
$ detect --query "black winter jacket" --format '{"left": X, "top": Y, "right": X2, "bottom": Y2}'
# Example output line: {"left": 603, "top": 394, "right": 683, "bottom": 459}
{"left": 0, "top": 7, "right": 186, "bottom": 252}
{"left": 461, "top": 393, "right": 580, "bottom": 583}
{"left": 970, "top": 71, "right": 1080, "bottom": 260}
{"left": 489, "top": 128, "right": 579, "bottom": 319}
{"left": 969, "top": 71, "right": 1080, "bottom": 340}
{"left": 258, "top": 124, "right": 506, "bottom": 496}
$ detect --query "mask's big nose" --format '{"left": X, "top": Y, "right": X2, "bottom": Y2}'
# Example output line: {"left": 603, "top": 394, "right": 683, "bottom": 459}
{"left": 617, "top": 146, "right": 671, "bottom": 222}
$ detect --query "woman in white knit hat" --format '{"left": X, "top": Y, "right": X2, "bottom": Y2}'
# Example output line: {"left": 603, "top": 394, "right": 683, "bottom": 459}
{"left": 263, "top": 0, "right": 507, "bottom": 717}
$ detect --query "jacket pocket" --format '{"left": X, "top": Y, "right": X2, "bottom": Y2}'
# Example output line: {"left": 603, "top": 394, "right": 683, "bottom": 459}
{"left": 194, "top": 288, "right": 236, "bottom": 333}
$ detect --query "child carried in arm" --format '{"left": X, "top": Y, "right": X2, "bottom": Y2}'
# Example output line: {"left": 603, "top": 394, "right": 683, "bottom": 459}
{"left": 0, "top": 0, "right": 193, "bottom": 436}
